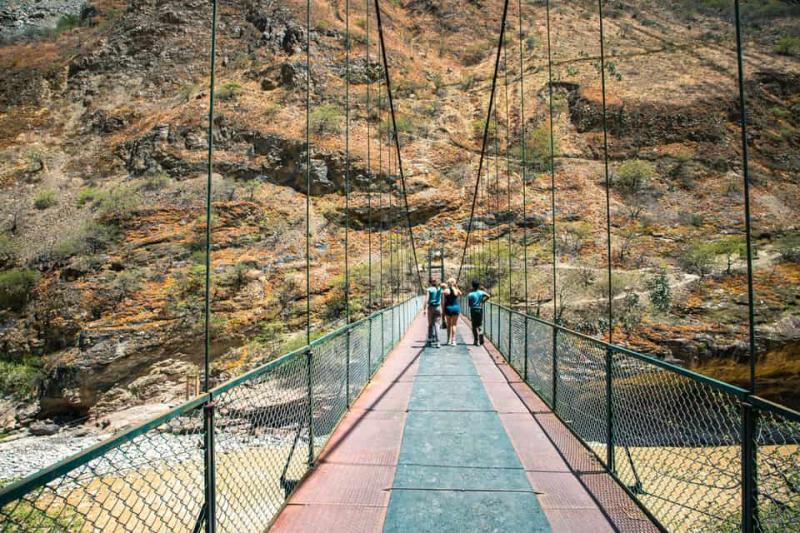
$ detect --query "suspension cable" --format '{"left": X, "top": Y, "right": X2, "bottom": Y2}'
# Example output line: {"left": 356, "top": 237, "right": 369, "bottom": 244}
{"left": 373, "top": 0, "right": 424, "bottom": 294}
{"left": 545, "top": 0, "right": 557, "bottom": 323}
{"left": 378, "top": 55, "right": 384, "bottom": 306}
{"left": 455, "top": 0, "right": 511, "bottom": 285}
{"left": 345, "top": 0, "right": 351, "bottom": 325}
{"left": 305, "top": 0, "right": 312, "bottom": 344}
{"left": 503, "top": 24, "right": 512, "bottom": 306}
{"left": 597, "top": 0, "right": 613, "bottom": 343}
{"left": 366, "top": 0, "right": 372, "bottom": 310}
{"left": 517, "top": 0, "right": 529, "bottom": 315}
{"left": 388, "top": 124, "right": 395, "bottom": 303}
{"left": 494, "top": 103, "right": 501, "bottom": 297}
{"left": 733, "top": 0, "right": 757, "bottom": 393}
{"left": 203, "top": 0, "right": 218, "bottom": 392}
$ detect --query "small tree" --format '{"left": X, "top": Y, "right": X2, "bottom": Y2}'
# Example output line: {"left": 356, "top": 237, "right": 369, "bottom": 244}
{"left": 526, "top": 124, "right": 559, "bottom": 172}
{"left": 558, "top": 221, "right": 592, "bottom": 256}
{"left": 0, "top": 269, "right": 39, "bottom": 311}
{"left": 618, "top": 291, "right": 644, "bottom": 339}
{"left": 647, "top": 270, "right": 671, "bottom": 313}
{"left": 679, "top": 241, "right": 715, "bottom": 278}
{"left": 615, "top": 159, "right": 656, "bottom": 195}
{"left": 310, "top": 104, "right": 343, "bottom": 135}
{"left": 711, "top": 236, "right": 745, "bottom": 275}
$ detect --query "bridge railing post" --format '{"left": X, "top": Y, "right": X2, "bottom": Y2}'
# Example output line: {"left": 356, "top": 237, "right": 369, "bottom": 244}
{"left": 203, "top": 398, "right": 217, "bottom": 533}
{"left": 306, "top": 348, "right": 314, "bottom": 466}
{"left": 367, "top": 316, "right": 372, "bottom": 381}
{"left": 507, "top": 307, "right": 513, "bottom": 365}
{"left": 345, "top": 328, "right": 351, "bottom": 408}
{"left": 522, "top": 317, "right": 528, "bottom": 382}
{"left": 496, "top": 302, "right": 500, "bottom": 349}
{"left": 741, "top": 401, "right": 758, "bottom": 532}
{"left": 552, "top": 326, "right": 558, "bottom": 411}
{"left": 605, "top": 346, "right": 614, "bottom": 472}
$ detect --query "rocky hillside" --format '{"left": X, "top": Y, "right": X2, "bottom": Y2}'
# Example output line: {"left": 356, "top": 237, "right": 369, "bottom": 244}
{"left": 0, "top": 0, "right": 799, "bottom": 436}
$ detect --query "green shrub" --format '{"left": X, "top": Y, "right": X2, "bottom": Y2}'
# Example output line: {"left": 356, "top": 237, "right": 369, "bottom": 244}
{"left": 678, "top": 210, "right": 704, "bottom": 227}
{"left": 471, "top": 118, "right": 498, "bottom": 141}
{"left": 679, "top": 241, "right": 715, "bottom": 278}
{"left": 615, "top": 159, "right": 655, "bottom": 194}
{"left": 310, "top": 104, "right": 343, "bottom": 135}
{"left": 53, "top": 221, "right": 117, "bottom": 260}
{"left": 77, "top": 187, "right": 100, "bottom": 207}
{"left": 33, "top": 189, "right": 56, "bottom": 210}
{"left": 77, "top": 186, "right": 138, "bottom": 219}
{"left": 0, "top": 358, "right": 41, "bottom": 399}
{"left": 216, "top": 81, "right": 242, "bottom": 101}
{"left": 55, "top": 13, "right": 80, "bottom": 34}
{"left": 381, "top": 115, "right": 415, "bottom": 139}
{"left": 178, "top": 82, "right": 201, "bottom": 102}
{"left": 776, "top": 35, "right": 800, "bottom": 56}
{"left": 139, "top": 173, "right": 170, "bottom": 191}
{"left": 0, "top": 234, "right": 16, "bottom": 266}
{"left": 647, "top": 270, "right": 671, "bottom": 313}
{"left": 0, "top": 269, "right": 39, "bottom": 311}
{"left": 460, "top": 74, "right": 477, "bottom": 91}
{"left": 96, "top": 188, "right": 139, "bottom": 220}
{"left": 775, "top": 231, "right": 800, "bottom": 263}
{"left": 524, "top": 124, "right": 559, "bottom": 172}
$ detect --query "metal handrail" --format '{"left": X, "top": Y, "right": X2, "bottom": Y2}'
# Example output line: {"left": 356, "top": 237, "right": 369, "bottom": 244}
{"left": 0, "top": 296, "right": 422, "bottom": 516}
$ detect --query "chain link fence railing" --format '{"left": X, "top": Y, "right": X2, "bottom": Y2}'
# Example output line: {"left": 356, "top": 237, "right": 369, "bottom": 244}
{"left": 0, "top": 297, "right": 422, "bottom": 532}
{"left": 469, "top": 301, "right": 800, "bottom": 532}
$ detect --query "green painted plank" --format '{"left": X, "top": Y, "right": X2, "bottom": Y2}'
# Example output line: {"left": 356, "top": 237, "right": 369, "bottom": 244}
{"left": 407, "top": 378, "right": 493, "bottom": 412}
{"left": 415, "top": 353, "right": 478, "bottom": 376}
{"left": 393, "top": 464, "right": 533, "bottom": 492}
{"left": 385, "top": 332, "right": 551, "bottom": 532}
{"left": 398, "top": 407, "right": 523, "bottom": 469}
{"left": 384, "top": 490, "right": 550, "bottom": 533}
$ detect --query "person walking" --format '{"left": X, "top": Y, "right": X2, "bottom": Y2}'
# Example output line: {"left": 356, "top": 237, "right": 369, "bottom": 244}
{"left": 443, "top": 278, "right": 462, "bottom": 346}
{"left": 467, "top": 280, "right": 491, "bottom": 346}
{"left": 425, "top": 278, "right": 443, "bottom": 348}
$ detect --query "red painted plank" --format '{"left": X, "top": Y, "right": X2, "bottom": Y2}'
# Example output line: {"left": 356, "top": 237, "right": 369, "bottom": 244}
{"left": 289, "top": 464, "right": 393, "bottom": 507}
{"left": 272, "top": 504, "right": 387, "bottom": 533}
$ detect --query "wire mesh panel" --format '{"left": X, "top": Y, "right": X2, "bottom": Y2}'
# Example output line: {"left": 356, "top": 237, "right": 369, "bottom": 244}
{"left": 214, "top": 354, "right": 310, "bottom": 532}
{"left": 754, "top": 403, "right": 800, "bottom": 532}
{"left": 485, "top": 303, "right": 493, "bottom": 341}
{"left": 509, "top": 312, "right": 526, "bottom": 376}
{"left": 0, "top": 400, "right": 206, "bottom": 532}
{"left": 611, "top": 351, "right": 742, "bottom": 531}
{"left": 526, "top": 317, "right": 553, "bottom": 406}
{"left": 348, "top": 321, "right": 371, "bottom": 402}
{"left": 0, "top": 299, "right": 423, "bottom": 533}
{"left": 554, "top": 331, "right": 608, "bottom": 464}
{"left": 382, "top": 309, "right": 393, "bottom": 358}
{"left": 496, "top": 306, "right": 510, "bottom": 358}
{"left": 309, "top": 333, "right": 349, "bottom": 459}
{"left": 369, "top": 316, "right": 383, "bottom": 376}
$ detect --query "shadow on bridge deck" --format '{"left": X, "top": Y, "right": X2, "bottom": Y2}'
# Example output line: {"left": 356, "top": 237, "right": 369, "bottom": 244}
{"left": 271, "top": 314, "right": 657, "bottom": 532}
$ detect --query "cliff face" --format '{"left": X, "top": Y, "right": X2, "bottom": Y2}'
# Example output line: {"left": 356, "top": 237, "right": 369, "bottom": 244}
{"left": 0, "top": 0, "right": 799, "bottom": 426}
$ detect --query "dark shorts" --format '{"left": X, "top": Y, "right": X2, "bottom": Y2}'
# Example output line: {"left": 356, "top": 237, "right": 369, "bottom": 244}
{"left": 444, "top": 305, "right": 460, "bottom": 316}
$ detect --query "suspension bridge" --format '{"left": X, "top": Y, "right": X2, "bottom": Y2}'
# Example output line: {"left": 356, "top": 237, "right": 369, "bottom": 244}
{"left": 0, "top": 0, "right": 798, "bottom": 531}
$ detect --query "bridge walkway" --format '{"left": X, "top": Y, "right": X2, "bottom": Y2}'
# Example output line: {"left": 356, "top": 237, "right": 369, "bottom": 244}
{"left": 271, "top": 313, "right": 656, "bottom": 532}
